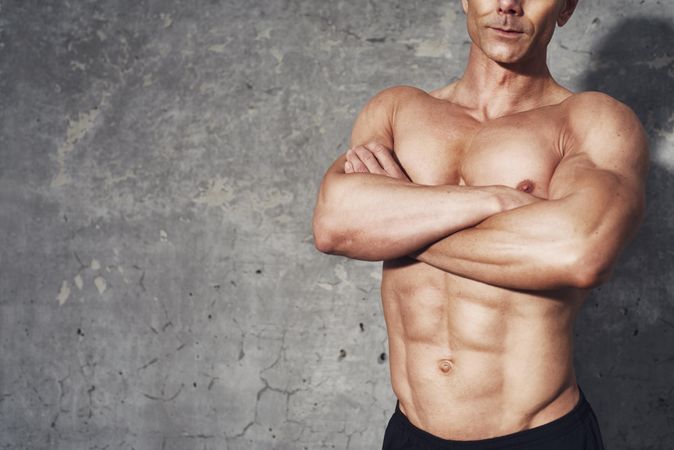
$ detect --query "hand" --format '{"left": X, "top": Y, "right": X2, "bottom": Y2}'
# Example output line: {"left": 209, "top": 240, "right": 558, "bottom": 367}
{"left": 484, "top": 185, "right": 545, "bottom": 213}
{"left": 344, "top": 142, "right": 410, "bottom": 182}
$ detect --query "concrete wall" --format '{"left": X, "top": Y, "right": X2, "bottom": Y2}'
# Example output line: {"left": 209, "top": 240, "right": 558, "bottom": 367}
{"left": 1, "top": 1, "right": 672, "bottom": 449}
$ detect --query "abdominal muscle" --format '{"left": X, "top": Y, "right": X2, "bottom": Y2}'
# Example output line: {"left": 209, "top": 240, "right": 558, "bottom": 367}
{"left": 381, "top": 260, "right": 587, "bottom": 440}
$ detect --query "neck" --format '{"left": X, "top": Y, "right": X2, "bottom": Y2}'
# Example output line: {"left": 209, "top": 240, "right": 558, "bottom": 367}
{"left": 453, "top": 44, "right": 561, "bottom": 120}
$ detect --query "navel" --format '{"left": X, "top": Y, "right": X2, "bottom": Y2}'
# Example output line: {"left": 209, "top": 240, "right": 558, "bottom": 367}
{"left": 516, "top": 179, "right": 535, "bottom": 193}
{"left": 438, "top": 359, "right": 454, "bottom": 374}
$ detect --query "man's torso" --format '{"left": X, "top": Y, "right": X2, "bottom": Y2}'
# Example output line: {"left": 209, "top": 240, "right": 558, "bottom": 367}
{"left": 381, "top": 85, "right": 590, "bottom": 440}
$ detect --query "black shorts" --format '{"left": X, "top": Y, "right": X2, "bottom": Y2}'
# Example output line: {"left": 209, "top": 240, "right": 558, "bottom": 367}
{"left": 382, "top": 385, "right": 605, "bottom": 450}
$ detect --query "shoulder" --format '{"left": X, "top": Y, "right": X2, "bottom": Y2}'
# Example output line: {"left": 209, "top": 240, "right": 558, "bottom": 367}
{"left": 351, "top": 85, "right": 435, "bottom": 145}
{"left": 351, "top": 86, "right": 429, "bottom": 147}
{"left": 360, "top": 85, "right": 432, "bottom": 113}
{"left": 562, "top": 91, "right": 649, "bottom": 176}
{"left": 563, "top": 91, "right": 645, "bottom": 135}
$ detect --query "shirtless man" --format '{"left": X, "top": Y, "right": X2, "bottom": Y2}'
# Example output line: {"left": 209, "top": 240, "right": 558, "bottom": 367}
{"left": 312, "top": 0, "right": 648, "bottom": 449}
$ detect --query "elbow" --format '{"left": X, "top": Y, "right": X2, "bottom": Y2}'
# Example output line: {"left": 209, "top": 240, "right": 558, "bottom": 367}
{"left": 312, "top": 176, "right": 350, "bottom": 254}
{"left": 313, "top": 229, "right": 337, "bottom": 255}
{"left": 312, "top": 210, "right": 342, "bottom": 254}
{"left": 571, "top": 267, "right": 607, "bottom": 290}
{"left": 568, "top": 245, "right": 614, "bottom": 289}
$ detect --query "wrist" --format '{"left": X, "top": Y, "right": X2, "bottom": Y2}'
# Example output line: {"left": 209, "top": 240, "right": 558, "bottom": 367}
{"left": 478, "top": 185, "right": 509, "bottom": 215}
{"left": 471, "top": 186, "right": 505, "bottom": 217}
{"left": 434, "top": 184, "right": 504, "bottom": 231}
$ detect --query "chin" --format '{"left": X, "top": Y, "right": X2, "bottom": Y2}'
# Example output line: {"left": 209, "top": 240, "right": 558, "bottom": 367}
{"left": 485, "top": 51, "right": 524, "bottom": 65}
{"left": 482, "top": 43, "right": 530, "bottom": 65}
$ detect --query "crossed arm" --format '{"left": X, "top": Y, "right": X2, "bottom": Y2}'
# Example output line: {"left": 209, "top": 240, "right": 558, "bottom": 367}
{"left": 312, "top": 146, "right": 539, "bottom": 261}
{"left": 312, "top": 90, "right": 648, "bottom": 291}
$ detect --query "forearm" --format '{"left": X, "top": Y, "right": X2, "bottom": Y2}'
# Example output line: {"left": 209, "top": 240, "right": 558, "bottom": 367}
{"left": 411, "top": 198, "right": 590, "bottom": 290}
{"left": 313, "top": 171, "right": 500, "bottom": 261}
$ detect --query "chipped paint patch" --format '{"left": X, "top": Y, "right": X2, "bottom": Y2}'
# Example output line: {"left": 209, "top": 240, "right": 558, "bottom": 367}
{"left": 70, "top": 60, "right": 86, "bottom": 71}
{"left": 94, "top": 276, "right": 107, "bottom": 295}
{"left": 256, "top": 27, "right": 273, "bottom": 40}
{"left": 250, "top": 188, "right": 294, "bottom": 210}
{"left": 654, "top": 126, "right": 674, "bottom": 171}
{"left": 160, "top": 229, "right": 168, "bottom": 242}
{"left": 415, "top": 39, "right": 452, "bottom": 58}
{"left": 51, "top": 108, "right": 101, "bottom": 187}
{"left": 193, "top": 178, "right": 235, "bottom": 207}
{"left": 643, "top": 56, "right": 674, "bottom": 70}
{"left": 334, "top": 265, "right": 348, "bottom": 282}
{"left": 160, "top": 13, "right": 173, "bottom": 28}
{"left": 270, "top": 48, "right": 284, "bottom": 64}
{"left": 74, "top": 274, "right": 84, "bottom": 291}
{"left": 208, "top": 43, "right": 228, "bottom": 53}
{"left": 91, "top": 259, "right": 101, "bottom": 271}
{"left": 57, "top": 280, "right": 70, "bottom": 305}
{"left": 317, "top": 283, "right": 333, "bottom": 291}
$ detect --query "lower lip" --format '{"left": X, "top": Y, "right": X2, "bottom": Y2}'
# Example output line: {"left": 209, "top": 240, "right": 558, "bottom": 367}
{"left": 489, "top": 28, "right": 524, "bottom": 38}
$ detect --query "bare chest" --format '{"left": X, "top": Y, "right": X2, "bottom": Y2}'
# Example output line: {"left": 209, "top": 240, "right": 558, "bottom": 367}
{"left": 393, "top": 106, "right": 566, "bottom": 198}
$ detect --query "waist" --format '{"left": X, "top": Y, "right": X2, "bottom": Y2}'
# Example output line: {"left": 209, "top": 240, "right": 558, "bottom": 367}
{"left": 390, "top": 383, "right": 591, "bottom": 446}
{"left": 381, "top": 266, "right": 583, "bottom": 438}
{"left": 388, "top": 340, "right": 578, "bottom": 440}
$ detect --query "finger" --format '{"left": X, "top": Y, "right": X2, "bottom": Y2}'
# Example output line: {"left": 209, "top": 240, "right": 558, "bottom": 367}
{"left": 353, "top": 146, "right": 387, "bottom": 175}
{"left": 364, "top": 142, "right": 409, "bottom": 180}
{"left": 346, "top": 149, "right": 369, "bottom": 173}
{"left": 344, "top": 161, "right": 354, "bottom": 173}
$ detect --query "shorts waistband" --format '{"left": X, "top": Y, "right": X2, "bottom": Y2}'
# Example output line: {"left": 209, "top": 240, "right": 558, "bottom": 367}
{"left": 391, "top": 385, "right": 592, "bottom": 449}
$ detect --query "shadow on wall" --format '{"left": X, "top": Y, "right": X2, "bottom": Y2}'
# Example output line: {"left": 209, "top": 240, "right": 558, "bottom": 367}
{"left": 579, "top": 17, "right": 674, "bottom": 137}
{"left": 579, "top": 17, "right": 674, "bottom": 287}
{"left": 576, "top": 16, "right": 674, "bottom": 448}
{"left": 578, "top": 16, "right": 674, "bottom": 201}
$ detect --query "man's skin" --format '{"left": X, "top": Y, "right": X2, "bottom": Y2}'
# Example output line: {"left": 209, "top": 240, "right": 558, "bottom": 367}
{"left": 312, "top": 0, "right": 649, "bottom": 441}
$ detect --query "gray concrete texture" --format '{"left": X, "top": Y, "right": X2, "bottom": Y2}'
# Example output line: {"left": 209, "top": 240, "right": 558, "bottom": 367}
{"left": 0, "top": 0, "right": 672, "bottom": 449}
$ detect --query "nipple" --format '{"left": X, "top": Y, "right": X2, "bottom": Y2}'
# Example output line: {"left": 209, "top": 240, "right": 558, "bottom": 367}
{"left": 438, "top": 359, "right": 454, "bottom": 373}
{"left": 516, "top": 179, "right": 535, "bottom": 193}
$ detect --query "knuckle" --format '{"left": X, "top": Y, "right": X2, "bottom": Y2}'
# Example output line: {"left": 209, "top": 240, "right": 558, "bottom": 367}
{"left": 355, "top": 148, "right": 374, "bottom": 160}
